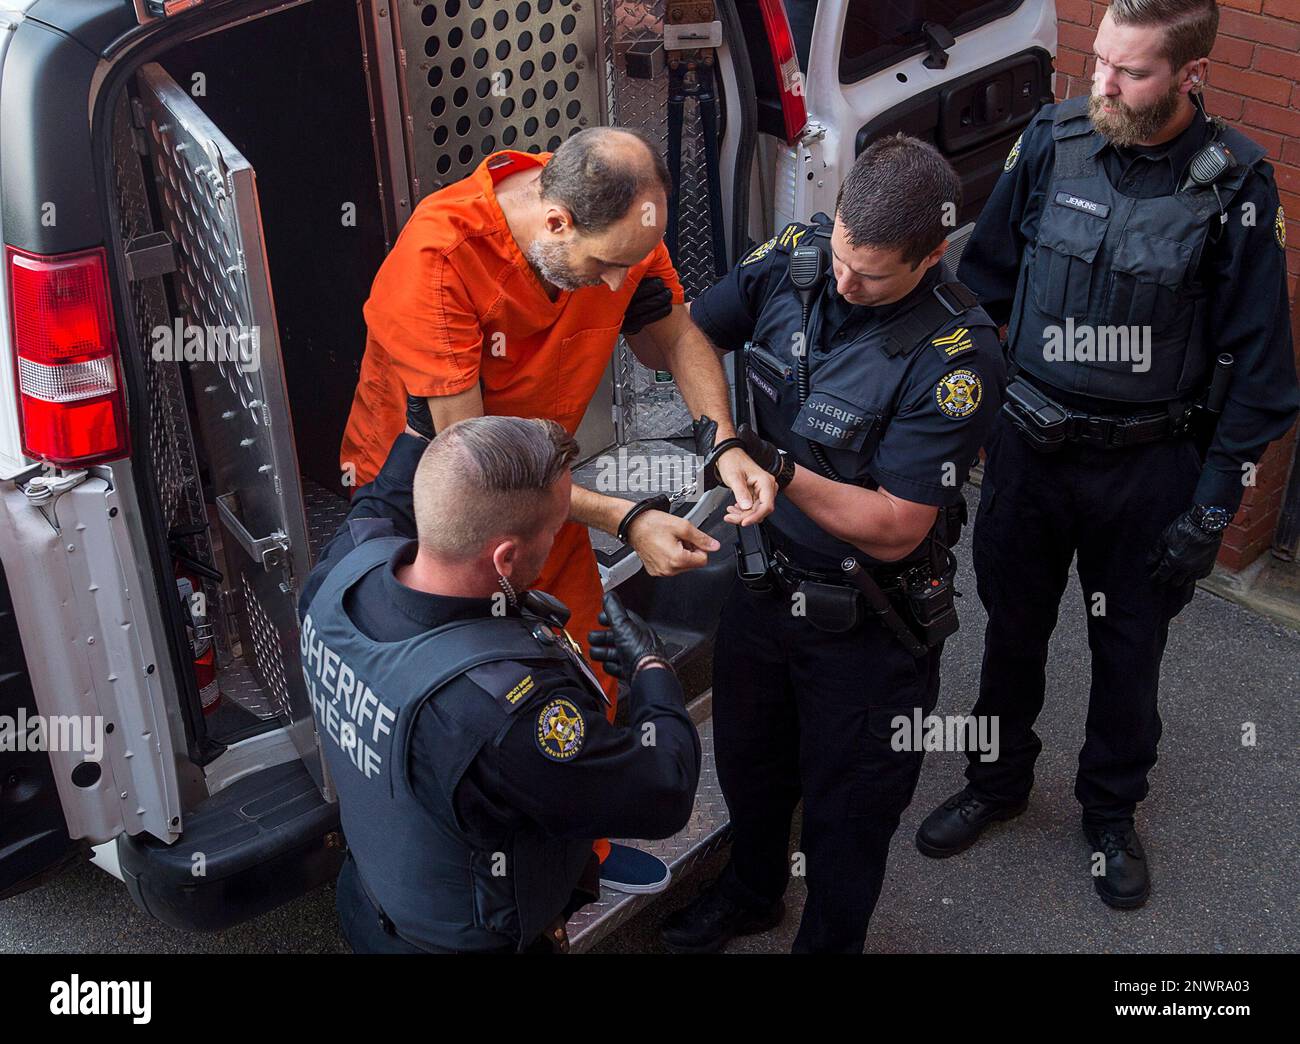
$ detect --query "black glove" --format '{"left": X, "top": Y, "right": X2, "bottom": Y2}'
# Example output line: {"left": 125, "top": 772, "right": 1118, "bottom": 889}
{"left": 737, "top": 423, "right": 782, "bottom": 477}
{"left": 586, "top": 592, "right": 669, "bottom": 681}
{"left": 406, "top": 393, "right": 435, "bottom": 440}
{"left": 1146, "top": 509, "right": 1223, "bottom": 587}
{"left": 621, "top": 276, "right": 673, "bottom": 336}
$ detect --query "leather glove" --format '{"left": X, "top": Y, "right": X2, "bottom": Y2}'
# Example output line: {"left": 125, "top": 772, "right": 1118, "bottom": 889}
{"left": 586, "top": 592, "right": 670, "bottom": 681}
{"left": 1146, "top": 508, "right": 1223, "bottom": 587}
{"left": 406, "top": 393, "right": 435, "bottom": 440}
{"left": 737, "top": 423, "right": 783, "bottom": 478}
{"left": 621, "top": 276, "right": 673, "bottom": 336}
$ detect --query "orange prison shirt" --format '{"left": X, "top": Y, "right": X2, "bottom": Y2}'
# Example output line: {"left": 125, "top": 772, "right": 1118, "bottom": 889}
{"left": 340, "top": 150, "right": 685, "bottom": 714}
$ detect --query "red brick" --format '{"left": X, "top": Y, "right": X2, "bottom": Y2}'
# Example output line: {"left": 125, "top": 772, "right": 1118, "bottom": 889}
{"left": 1243, "top": 98, "right": 1300, "bottom": 138}
{"left": 1054, "top": 48, "right": 1087, "bottom": 77}
{"left": 1247, "top": 127, "right": 1286, "bottom": 161}
{"left": 1283, "top": 139, "right": 1300, "bottom": 168}
{"left": 1058, "top": 21, "right": 1097, "bottom": 54}
{"left": 1219, "top": 8, "right": 1300, "bottom": 48}
{"left": 1091, "top": 2, "right": 1110, "bottom": 27}
{"left": 1210, "top": 34, "right": 1255, "bottom": 68}
{"left": 1253, "top": 44, "right": 1300, "bottom": 80}
{"left": 1057, "top": 0, "right": 1093, "bottom": 26}
{"left": 1204, "top": 87, "right": 1245, "bottom": 121}
{"left": 1262, "top": 0, "right": 1300, "bottom": 17}
{"left": 1208, "top": 65, "right": 1293, "bottom": 105}
{"left": 1218, "top": 0, "right": 1264, "bottom": 12}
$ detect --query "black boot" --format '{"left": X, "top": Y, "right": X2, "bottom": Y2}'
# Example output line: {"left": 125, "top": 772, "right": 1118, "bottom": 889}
{"left": 1084, "top": 822, "right": 1150, "bottom": 910}
{"left": 660, "top": 880, "right": 784, "bottom": 954}
{"left": 915, "top": 787, "right": 1028, "bottom": 858}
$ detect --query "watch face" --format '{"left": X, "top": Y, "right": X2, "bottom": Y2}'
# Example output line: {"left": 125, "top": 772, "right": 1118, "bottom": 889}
{"left": 1196, "top": 506, "right": 1231, "bottom": 532}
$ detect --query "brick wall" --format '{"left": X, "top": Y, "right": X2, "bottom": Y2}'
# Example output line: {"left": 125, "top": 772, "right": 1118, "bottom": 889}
{"left": 1053, "top": 0, "right": 1300, "bottom": 571}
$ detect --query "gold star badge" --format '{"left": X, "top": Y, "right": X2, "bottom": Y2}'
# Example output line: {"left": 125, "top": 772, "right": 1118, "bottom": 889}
{"left": 535, "top": 698, "right": 586, "bottom": 762}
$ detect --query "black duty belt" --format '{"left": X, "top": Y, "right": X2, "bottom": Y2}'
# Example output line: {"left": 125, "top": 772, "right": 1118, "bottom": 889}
{"left": 770, "top": 549, "right": 905, "bottom": 597}
{"left": 1002, "top": 376, "right": 1194, "bottom": 452}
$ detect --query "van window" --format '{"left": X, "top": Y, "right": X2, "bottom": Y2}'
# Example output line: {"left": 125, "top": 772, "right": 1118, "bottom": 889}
{"left": 839, "top": 0, "right": 1025, "bottom": 82}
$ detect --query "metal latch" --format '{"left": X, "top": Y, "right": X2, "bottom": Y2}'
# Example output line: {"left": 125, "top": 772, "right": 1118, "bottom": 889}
{"left": 124, "top": 232, "right": 178, "bottom": 282}
{"left": 215, "top": 491, "right": 290, "bottom": 571}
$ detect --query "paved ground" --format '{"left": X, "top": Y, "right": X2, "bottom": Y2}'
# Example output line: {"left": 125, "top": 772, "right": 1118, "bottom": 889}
{"left": 3, "top": 486, "right": 1297, "bottom": 954}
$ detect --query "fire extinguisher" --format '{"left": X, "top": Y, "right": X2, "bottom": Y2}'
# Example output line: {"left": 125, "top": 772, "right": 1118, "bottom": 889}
{"left": 174, "top": 564, "right": 221, "bottom": 716}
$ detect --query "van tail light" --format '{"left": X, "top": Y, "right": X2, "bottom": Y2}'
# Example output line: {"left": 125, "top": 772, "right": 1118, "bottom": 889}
{"left": 758, "top": 0, "right": 809, "bottom": 145}
{"left": 6, "top": 245, "right": 129, "bottom": 466}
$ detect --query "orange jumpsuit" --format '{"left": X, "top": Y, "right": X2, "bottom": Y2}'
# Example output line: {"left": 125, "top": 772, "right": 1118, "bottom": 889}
{"left": 340, "top": 151, "right": 686, "bottom": 848}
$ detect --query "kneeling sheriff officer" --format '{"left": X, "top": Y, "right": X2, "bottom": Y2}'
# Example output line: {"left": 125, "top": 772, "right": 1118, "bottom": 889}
{"left": 298, "top": 418, "right": 701, "bottom": 953}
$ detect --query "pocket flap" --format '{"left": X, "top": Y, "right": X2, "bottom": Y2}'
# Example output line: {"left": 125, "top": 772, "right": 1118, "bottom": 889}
{"left": 1037, "top": 200, "right": 1109, "bottom": 263}
{"left": 1111, "top": 228, "right": 1193, "bottom": 287}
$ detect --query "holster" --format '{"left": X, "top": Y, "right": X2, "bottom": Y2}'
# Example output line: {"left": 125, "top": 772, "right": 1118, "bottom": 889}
{"left": 795, "top": 579, "right": 861, "bottom": 634}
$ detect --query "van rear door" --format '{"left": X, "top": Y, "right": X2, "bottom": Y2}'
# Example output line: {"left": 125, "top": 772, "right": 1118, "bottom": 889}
{"left": 132, "top": 64, "right": 327, "bottom": 794}
{"left": 788, "top": 0, "right": 1056, "bottom": 261}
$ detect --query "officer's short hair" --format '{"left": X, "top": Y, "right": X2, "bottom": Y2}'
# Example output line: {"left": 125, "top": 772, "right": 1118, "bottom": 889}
{"left": 1109, "top": 0, "right": 1219, "bottom": 73}
{"left": 412, "top": 416, "right": 579, "bottom": 560}
{"left": 835, "top": 134, "right": 961, "bottom": 268}
{"left": 539, "top": 127, "right": 671, "bottom": 234}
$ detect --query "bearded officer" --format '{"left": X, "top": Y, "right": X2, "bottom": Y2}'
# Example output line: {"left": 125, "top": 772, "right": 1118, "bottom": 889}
{"left": 915, "top": 0, "right": 1299, "bottom": 909}
{"left": 660, "top": 135, "right": 1006, "bottom": 953}
{"left": 299, "top": 419, "right": 701, "bottom": 953}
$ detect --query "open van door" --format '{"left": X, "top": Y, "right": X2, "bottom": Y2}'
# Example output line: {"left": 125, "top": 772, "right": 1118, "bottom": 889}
{"left": 784, "top": 0, "right": 1056, "bottom": 264}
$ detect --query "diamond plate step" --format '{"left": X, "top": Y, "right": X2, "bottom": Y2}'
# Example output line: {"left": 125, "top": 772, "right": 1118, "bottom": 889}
{"left": 569, "top": 711, "right": 728, "bottom": 953}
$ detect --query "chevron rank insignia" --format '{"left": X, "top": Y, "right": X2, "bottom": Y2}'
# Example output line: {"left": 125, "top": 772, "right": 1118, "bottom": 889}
{"left": 931, "top": 326, "right": 975, "bottom": 360}
{"left": 1004, "top": 132, "right": 1023, "bottom": 172}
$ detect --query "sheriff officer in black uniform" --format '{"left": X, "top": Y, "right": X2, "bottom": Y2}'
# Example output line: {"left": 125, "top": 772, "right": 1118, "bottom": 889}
{"left": 916, "top": 0, "right": 1299, "bottom": 909}
{"left": 299, "top": 418, "right": 700, "bottom": 953}
{"left": 661, "top": 135, "right": 1005, "bottom": 953}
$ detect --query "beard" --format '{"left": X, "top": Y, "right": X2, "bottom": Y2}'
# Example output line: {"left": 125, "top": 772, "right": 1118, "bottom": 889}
{"left": 526, "top": 239, "right": 603, "bottom": 291}
{"left": 1088, "top": 81, "right": 1184, "bottom": 148}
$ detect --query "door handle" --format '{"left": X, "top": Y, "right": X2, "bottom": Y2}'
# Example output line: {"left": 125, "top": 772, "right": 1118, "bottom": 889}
{"left": 216, "top": 491, "right": 290, "bottom": 571}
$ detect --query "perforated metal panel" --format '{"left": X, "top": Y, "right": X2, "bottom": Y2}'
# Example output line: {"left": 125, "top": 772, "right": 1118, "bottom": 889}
{"left": 395, "top": 0, "right": 604, "bottom": 198}
{"left": 136, "top": 63, "right": 323, "bottom": 791}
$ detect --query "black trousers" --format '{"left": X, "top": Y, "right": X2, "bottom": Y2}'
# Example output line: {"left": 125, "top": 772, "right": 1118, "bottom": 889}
{"left": 966, "top": 412, "right": 1199, "bottom": 825}
{"left": 712, "top": 573, "right": 942, "bottom": 953}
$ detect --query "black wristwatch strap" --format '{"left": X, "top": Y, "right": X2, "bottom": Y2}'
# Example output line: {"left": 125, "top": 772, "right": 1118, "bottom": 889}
{"left": 775, "top": 449, "right": 795, "bottom": 490}
{"left": 617, "top": 493, "right": 671, "bottom": 544}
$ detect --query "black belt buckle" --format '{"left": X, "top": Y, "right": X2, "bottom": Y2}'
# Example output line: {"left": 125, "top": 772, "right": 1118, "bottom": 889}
{"left": 1002, "top": 378, "right": 1068, "bottom": 452}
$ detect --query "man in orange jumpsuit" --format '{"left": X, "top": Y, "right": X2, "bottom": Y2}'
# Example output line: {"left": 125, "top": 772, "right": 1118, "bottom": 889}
{"left": 340, "top": 127, "right": 775, "bottom": 892}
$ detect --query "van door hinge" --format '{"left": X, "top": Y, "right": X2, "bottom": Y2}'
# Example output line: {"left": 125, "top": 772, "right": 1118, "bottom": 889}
{"left": 125, "top": 232, "right": 179, "bottom": 282}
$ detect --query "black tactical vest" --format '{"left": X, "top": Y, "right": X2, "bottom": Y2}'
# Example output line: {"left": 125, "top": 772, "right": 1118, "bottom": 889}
{"left": 1009, "top": 95, "right": 1266, "bottom": 404}
{"left": 301, "top": 535, "right": 594, "bottom": 952}
{"left": 746, "top": 261, "right": 996, "bottom": 566}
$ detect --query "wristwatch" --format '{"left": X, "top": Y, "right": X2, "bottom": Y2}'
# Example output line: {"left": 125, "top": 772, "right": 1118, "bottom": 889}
{"left": 1190, "top": 504, "right": 1232, "bottom": 533}
{"left": 773, "top": 447, "right": 796, "bottom": 490}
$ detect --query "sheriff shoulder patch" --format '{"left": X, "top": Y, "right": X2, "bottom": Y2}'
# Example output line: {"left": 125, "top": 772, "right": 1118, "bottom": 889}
{"left": 1004, "top": 132, "right": 1023, "bottom": 173}
{"left": 535, "top": 698, "right": 586, "bottom": 762}
{"left": 930, "top": 326, "right": 975, "bottom": 360}
{"left": 935, "top": 368, "right": 983, "bottom": 419}
{"left": 1276, "top": 205, "right": 1287, "bottom": 251}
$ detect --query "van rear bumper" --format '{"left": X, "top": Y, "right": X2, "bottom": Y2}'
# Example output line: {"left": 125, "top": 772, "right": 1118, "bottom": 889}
{"left": 118, "top": 759, "right": 342, "bottom": 932}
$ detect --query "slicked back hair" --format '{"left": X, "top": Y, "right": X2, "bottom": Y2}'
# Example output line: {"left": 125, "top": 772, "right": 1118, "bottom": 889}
{"left": 412, "top": 416, "right": 579, "bottom": 560}
{"left": 1108, "top": 0, "right": 1219, "bottom": 73}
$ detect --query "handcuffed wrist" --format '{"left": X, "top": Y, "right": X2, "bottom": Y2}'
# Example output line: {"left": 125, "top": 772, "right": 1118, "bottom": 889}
{"left": 616, "top": 493, "right": 671, "bottom": 544}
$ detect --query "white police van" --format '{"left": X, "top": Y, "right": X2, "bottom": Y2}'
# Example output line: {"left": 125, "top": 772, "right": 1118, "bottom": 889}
{"left": 0, "top": 0, "right": 1054, "bottom": 947}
